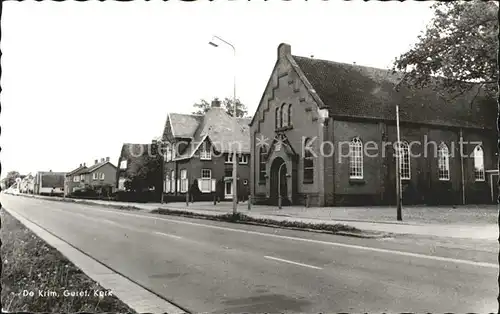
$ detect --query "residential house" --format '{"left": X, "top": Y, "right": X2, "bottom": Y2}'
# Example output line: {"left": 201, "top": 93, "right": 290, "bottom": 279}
{"left": 64, "top": 163, "right": 88, "bottom": 195}
{"left": 79, "top": 157, "right": 117, "bottom": 193}
{"left": 116, "top": 143, "right": 163, "bottom": 196}
{"left": 34, "top": 171, "right": 66, "bottom": 196}
{"left": 162, "top": 101, "right": 251, "bottom": 201}
{"left": 250, "top": 43, "right": 497, "bottom": 206}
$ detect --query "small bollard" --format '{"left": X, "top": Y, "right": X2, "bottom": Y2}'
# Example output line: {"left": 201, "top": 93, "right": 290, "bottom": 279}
{"left": 247, "top": 195, "right": 251, "bottom": 211}
{"left": 213, "top": 194, "right": 217, "bottom": 205}
{"left": 305, "top": 194, "right": 310, "bottom": 208}
{"left": 185, "top": 192, "right": 189, "bottom": 207}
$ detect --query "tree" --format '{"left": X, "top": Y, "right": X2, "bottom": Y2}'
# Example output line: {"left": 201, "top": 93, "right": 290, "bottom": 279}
{"left": 191, "top": 99, "right": 213, "bottom": 115}
{"left": 393, "top": 1, "right": 498, "bottom": 100}
{"left": 124, "top": 148, "right": 162, "bottom": 193}
{"left": 222, "top": 97, "right": 249, "bottom": 118}
{"left": 192, "top": 97, "right": 249, "bottom": 118}
{"left": 4, "top": 171, "right": 21, "bottom": 189}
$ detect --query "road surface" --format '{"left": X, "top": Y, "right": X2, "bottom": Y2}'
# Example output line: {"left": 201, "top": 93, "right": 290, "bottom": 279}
{"left": 1, "top": 195, "right": 497, "bottom": 313}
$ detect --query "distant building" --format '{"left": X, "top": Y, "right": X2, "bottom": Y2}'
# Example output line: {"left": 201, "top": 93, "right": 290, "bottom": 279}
{"left": 64, "top": 163, "right": 88, "bottom": 196}
{"left": 65, "top": 158, "right": 117, "bottom": 195}
{"left": 34, "top": 171, "right": 66, "bottom": 196}
{"left": 20, "top": 174, "right": 35, "bottom": 194}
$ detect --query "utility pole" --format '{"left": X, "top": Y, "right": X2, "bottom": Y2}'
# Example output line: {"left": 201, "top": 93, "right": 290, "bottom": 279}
{"left": 209, "top": 35, "right": 238, "bottom": 215}
{"left": 396, "top": 105, "right": 402, "bottom": 221}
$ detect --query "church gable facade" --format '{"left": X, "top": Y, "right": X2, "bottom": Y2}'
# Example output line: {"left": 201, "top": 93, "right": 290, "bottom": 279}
{"left": 250, "top": 43, "right": 497, "bottom": 207}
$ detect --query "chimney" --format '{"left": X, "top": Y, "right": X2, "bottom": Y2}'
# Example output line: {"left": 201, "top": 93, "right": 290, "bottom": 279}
{"left": 101, "top": 158, "right": 104, "bottom": 163}
{"left": 106, "top": 157, "right": 110, "bottom": 162}
{"left": 211, "top": 99, "right": 221, "bottom": 108}
{"left": 83, "top": 163, "right": 86, "bottom": 167}
{"left": 95, "top": 159, "right": 98, "bottom": 165}
{"left": 278, "top": 43, "right": 291, "bottom": 60}
{"left": 80, "top": 163, "right": 82, "bottom": 167}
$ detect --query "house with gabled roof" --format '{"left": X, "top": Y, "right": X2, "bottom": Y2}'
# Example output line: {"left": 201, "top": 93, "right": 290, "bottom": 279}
{"left": 64, "top": 163, "right": 88, "bottom": 195}
{"left": 65, "top": 158, "right": 117, "bottom": 195}
{"left": 82, "top": 157, "right": 117, "bottom": 190}
{"left": 250, "top": 43, "right": 497, "bottom": 207}
{"left": 162, "top": 100, "right": 251, "bottom": 201}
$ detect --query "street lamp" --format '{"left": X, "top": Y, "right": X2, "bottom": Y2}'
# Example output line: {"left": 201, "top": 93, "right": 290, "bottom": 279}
{"left": 209, "top": 35, "right": 238, "bottom": 215}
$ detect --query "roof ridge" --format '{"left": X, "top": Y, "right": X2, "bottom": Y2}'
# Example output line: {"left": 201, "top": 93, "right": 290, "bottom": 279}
{"left": 292, "top": 55, "right": 394, "bottom": 74}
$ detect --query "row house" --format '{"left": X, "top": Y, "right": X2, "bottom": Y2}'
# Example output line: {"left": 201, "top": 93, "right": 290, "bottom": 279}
{"left": 162, "top": 100, "right": 251, "bottom": 201}
{"left": 64, "top": 157, "right": 117, "bottom": 195}
{"left": 250, "top": 43, "right": 497, "bottom": 206}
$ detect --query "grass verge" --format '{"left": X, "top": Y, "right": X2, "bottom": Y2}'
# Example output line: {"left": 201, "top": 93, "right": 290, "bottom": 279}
{"left": 150, "top": 208, "right": 385, "bottom": 238}
{"left": 0, "top": 209, "right": 136, "bottom": 313}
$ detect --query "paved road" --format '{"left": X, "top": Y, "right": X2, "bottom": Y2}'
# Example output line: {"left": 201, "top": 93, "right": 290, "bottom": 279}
{"left": 1, "top": 195, "right": 497, "bottom": 313}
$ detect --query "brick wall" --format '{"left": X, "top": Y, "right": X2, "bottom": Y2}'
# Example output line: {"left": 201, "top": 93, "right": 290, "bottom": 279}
{"left": 332, "top": 120, "right": 382, "bottom": 205}
{"left": 250, "top": 51, "right": 322, "bottom": 205}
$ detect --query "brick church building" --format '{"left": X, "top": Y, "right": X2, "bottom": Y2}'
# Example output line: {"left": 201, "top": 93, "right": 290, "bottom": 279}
{"left": 249, "top": 43, "right": 497, "bottom": 206}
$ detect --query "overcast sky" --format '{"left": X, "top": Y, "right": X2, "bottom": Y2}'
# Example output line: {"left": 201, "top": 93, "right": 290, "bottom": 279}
{"left": 1, "top": 1, "right": 435, "bottom": 178}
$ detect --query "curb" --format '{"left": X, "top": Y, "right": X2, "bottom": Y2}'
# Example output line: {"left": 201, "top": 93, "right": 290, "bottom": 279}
{"left": 3, "top": 206, "right": 189, "bottom": 314}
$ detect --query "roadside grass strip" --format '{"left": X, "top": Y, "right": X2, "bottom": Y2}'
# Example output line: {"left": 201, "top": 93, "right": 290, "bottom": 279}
{"left": 0, "top": 209, "right": 136, "bottom": 313}
{"left": 150, "top": 208, "right": 387, "bottom": 238}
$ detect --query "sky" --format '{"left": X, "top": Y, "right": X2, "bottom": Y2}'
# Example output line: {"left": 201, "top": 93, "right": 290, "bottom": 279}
{"left": 0, "top": 1, "right": 435, "bottom": 179}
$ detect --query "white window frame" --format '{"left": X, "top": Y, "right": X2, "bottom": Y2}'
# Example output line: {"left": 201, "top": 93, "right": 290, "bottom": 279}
{"left": 199, "top": 143, "right": 212, "bottom": 160}
{"left": 80, "top": 174, "right": 85, "bottom": 181}
{"left": 100, "top": 173, "right": 105, "bottom": 180}
{"left": 199, "top": 169, "right": 212, "bottom": 193}
{"left": 170, "top": 170, "right": 175, "bottom": 192}
{"left": 180, "top": 169, "right": 188, "bottom": 193}
{"left": 166, "top": 144, "right": 172, "bottom": 161}
{"left": 201, "top": 169, "right": 212, "bottom": 179}
{"left": 398, "top": 141, "right": 411, "bottom": 180}
{"left": 93, "top": 172, "right": 98, "bottom": 180}
{"left": 473, "top": 145, "right": 485, "bottom": 181}
{"left": 225, "top": 153, "right": 234, "bottom": 164}
{"left": 349, "top": 137, "right": 363, "bottom": 179}
{"left": 438, "top": 143, "right": 450, "bottom": 181}
{"left": 275, "top": 107, "right": 281, "bottom": 129}
{"left": 164, "top": 173, "right": 170, "bottom": 192}
{"left": 303, "top": 138, "right": 314, "bottom": 183}
{"left": 238, "top": 154, "right": 249, "bottom": 164}
{"left": 119, "top": 160, "right": 127, "bottom": 170}
{"left": 281, "top": 103, "right": 288, "bottom": 127}
{"left": 73, "top": 176, "right": 79, "bottom": 182}
{"left": 171, "top": 145, "right": 177, "bottom": 160}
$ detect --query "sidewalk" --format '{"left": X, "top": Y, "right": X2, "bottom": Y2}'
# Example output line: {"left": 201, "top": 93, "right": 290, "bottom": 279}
{"left": 15, "top": 194, "right": 498, "bottom": 241}
{"left": 159, "top": 201, "right": 498, "bottom": 240}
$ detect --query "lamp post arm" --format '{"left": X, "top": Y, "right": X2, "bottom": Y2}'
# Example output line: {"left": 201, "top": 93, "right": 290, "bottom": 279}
{"left": 212, "top": 36, "right": 236, "bottom": 55}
